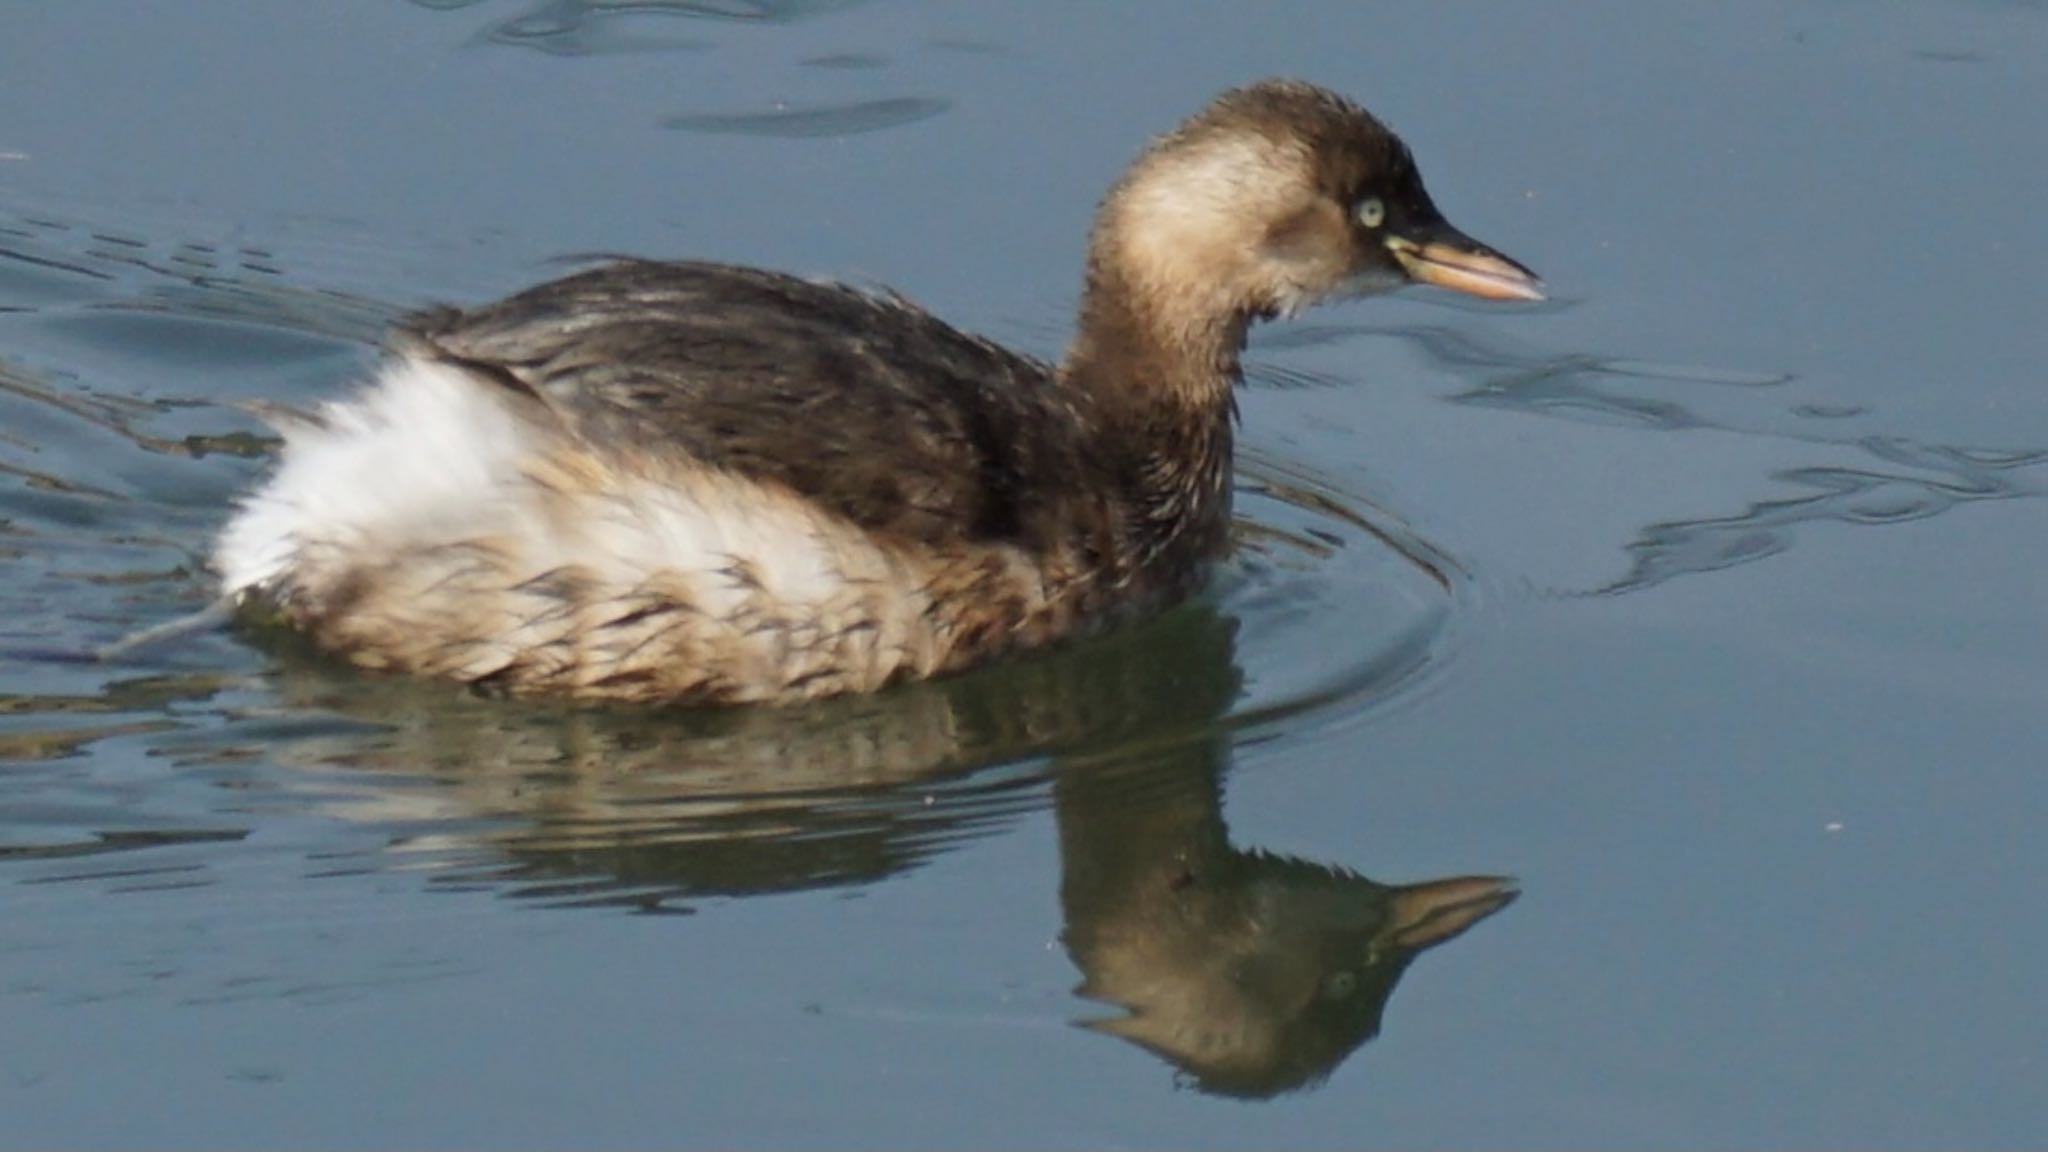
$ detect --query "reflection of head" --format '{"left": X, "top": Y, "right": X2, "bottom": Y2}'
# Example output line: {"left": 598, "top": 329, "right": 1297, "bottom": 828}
{"left": 1064, "top": 828, "right": 1514, "bottom": 1097}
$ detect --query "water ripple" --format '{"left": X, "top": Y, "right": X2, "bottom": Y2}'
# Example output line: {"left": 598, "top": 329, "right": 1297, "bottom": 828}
{"left": 1289, "top": 320, "right": 2048, "bottom": 595}
{"left": 1606, "top": 437, "right": 2048, "bottom": 593}
{"left": 664, "top": 95, "right": 950, "bottom": 138}
{"left": 423, "top": 0, "right": 876, "bottom": 55}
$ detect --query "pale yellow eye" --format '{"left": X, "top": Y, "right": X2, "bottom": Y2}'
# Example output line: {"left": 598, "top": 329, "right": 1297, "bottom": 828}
{"left": 1357, "top": 197, "right": 1386, "bottom": 229}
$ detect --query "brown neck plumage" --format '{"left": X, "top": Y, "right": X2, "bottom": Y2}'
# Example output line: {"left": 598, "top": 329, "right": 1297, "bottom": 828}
{"left": 1060, "top": 247, "right": 1248, "bottom": 583}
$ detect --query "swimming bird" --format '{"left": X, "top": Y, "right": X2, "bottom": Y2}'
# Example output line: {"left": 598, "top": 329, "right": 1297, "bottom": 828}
{"left": 213, "top": 79, "right": 1541, "bottom": 705}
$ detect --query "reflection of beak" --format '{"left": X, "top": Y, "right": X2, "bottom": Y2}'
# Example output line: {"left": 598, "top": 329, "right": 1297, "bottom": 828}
{"left": 1384, "top": 874, "right": 1519, "bottom": 950}
{"left": 1386, "top": 227, "right": 1545, "bottom": 302}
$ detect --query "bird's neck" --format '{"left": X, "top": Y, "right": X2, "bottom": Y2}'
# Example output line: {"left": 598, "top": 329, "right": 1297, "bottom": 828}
{"left": 1061, "top": 259, "right": 1249, "bottom": 581}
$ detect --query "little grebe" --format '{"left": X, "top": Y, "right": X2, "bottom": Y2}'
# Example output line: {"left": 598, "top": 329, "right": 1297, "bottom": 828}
{"left": 214, "top": 80, "right": 1541, "bottom": 704}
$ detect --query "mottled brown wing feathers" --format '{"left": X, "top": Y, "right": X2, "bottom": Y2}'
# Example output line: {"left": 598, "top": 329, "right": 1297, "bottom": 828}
{"left": 398, "top": 260, "right": 1071, "bottom": 547}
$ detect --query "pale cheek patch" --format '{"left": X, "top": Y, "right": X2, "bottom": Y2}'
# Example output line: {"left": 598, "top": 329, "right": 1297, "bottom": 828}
{"left": 1115, "top": 137, "right": 1283, "bottom": 297}
{"left": 1112, "top": 135, "right": 1333, "bottom": 320}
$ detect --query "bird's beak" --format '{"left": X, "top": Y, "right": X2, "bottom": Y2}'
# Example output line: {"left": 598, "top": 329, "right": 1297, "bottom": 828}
{"left": 1386, "top": 223, "right": 1544, "bottom": 302}
{"left": 1382, "top": 874, "right": 1519, "bottom": 950}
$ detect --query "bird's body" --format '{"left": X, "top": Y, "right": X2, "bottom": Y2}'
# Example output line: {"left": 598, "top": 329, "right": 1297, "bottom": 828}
{"left": 215, "top": 80, "right": 1540, "bottom": 704}
{"left": 217, "top": 263, "right": 1174, "bottom": 701}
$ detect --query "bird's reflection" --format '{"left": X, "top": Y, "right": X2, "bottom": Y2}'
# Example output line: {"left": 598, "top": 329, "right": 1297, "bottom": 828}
{"left": 245, "top": 589, "right": 1511, "bottom": 1095}
{"left": 1058, "top": 747, "right": 1512, "bottom": 1097}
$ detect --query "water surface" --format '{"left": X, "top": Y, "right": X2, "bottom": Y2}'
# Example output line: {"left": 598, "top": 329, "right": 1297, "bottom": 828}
{"left": 2, "top": 1, "right": 2044, "bottom": 1147}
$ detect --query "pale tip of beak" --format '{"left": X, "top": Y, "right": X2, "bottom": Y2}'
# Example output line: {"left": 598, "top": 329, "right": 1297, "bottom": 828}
{"left": 1390, "top": 237, "right": 1545, "bottom": 303}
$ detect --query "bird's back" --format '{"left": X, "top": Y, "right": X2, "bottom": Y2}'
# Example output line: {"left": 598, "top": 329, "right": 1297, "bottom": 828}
{"left": 405, "top": 260, "right": 1100, "bottom": 551}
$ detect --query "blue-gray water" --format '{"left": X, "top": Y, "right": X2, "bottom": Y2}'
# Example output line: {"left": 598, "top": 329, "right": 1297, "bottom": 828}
{"left": 3, "top": 2, "right": 2045, "bottom": 1148}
